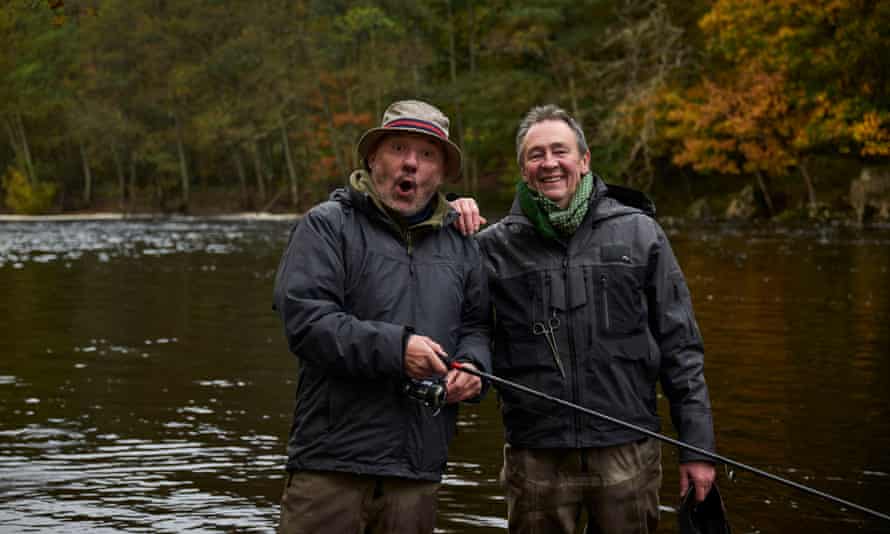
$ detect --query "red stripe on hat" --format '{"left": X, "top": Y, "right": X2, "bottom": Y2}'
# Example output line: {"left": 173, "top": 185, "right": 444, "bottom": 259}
{"left": 383, "top": 119, "right": 447, "bottom": 139}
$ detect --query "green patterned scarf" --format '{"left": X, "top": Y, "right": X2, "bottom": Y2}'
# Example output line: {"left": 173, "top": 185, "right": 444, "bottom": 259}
{"left": 518, "top": 172, "right": 594, "bottom": 238}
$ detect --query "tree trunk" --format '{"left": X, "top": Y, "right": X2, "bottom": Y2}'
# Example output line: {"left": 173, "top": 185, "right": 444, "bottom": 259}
{"left": 370, "top": 29, "right": 381, "bottom": 122}
{"left": 233, "top": 148, "right": 248, "bottom": 210}
{"left": 568, "top": 74, "right": 580, "bottom": 121}
{"left": 129, "top": 157, "right": 137, "bottom": 208}
{"left": 468, "top": 1, "right": 479, "bottom": 193}
{"left": 172, "top": 112, "right": 190, "bottom": 209}
{"left": 755, "top": 170, "right": 775, "bottom": 216}
{"left": 446, "top": 0, "right": 465, "bottom": 188}
{"left": 280, "top": 111, "right": 299, "bottom": 208}
{"left": 447, "top": 0, "right": 457, "bottom": 83}
{"left": 468, "top": 0, "right": 476, "bottom": 74}
{"left": 252, "top": 139, "right": 267, "bottom": 206}
{"left": 111, "top": 142, "right": 126, "bottom": 210}
{"left": 79, "top": 139, "right": 93, "bottom": 206}
{"left": 412, "top": 27, "right": 422, "bottom": 94}
{"left": 300, "top": 122, "right": 325, "bottom": 198}
{"left": 320, "top": 91, "right": 347, "bottom": 181}
{"left": 2, "top": 116, "right": 22, "bottom": 171}
{"left": 4, "top": 113, "right": 37, "bottom": 182}
{"left": 16, "top": 113, "right": 37, "bottom": 183}
{"left": 799, "top": 156, "right": 817, "bottom": 209}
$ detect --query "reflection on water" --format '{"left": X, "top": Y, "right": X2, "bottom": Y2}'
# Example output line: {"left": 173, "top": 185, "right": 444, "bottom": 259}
{"left": 1, "top": 219, "right": 888, "bottom": 533}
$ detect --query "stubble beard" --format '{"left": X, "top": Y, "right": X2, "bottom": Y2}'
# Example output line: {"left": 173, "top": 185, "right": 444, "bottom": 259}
{"left": 370, "top": 171, "right": 430, "bottom": 217}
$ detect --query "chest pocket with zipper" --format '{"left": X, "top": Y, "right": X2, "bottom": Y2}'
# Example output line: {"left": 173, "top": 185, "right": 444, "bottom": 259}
{"left": 595, "top": 244, "right": 647, "bottom": 337}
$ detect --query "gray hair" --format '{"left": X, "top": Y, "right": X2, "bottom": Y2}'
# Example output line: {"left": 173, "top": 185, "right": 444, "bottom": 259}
{"left": 515, "top": 105, "right": 588, "bottom": 166}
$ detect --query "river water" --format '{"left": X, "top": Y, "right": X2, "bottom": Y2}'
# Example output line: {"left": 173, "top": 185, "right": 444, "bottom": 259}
{"left": 0, "top": 217, "right": 888, "bottom": 533}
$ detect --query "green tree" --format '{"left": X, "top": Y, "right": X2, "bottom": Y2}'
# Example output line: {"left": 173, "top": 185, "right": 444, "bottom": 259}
{"left": 1, "top": 2, "right": 74, "bottom": 185}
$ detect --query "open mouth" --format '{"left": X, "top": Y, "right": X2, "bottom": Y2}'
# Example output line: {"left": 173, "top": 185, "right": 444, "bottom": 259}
{"left": 398, "top": 180, "right": 415, "bottom": 193}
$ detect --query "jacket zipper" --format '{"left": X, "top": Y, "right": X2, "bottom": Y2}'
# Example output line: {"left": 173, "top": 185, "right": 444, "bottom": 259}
{"left": 564, "top": 255, "right": 581, "bottom": 447}
{"left": 407, "top": 230, "right": 417, "bottom": 323}
{"left": 585, "top": 267, "right": 593, "bottom": 348}
{"left": 600, "top": 273, "right": 610, "bottom": 332}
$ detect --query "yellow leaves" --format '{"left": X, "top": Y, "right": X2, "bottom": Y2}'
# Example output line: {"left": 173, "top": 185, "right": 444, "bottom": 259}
{"left": 774, "top": 25, "right": 797, "bottom": 41}
{"left": 852, "top": 112, "right": 890, "bottom": 157}
{"left": 2, "top": 166, "right": 57, "bottom": 214}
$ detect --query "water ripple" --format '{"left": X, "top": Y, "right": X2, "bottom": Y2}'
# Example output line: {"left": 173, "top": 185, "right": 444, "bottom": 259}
{"left": 0, "top": 219, "right": 289, "bottom": 267}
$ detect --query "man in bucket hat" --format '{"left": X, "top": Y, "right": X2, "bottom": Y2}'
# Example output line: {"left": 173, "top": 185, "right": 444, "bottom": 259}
{"left": 273, "top": 99, "right": 491, "bottom": 533}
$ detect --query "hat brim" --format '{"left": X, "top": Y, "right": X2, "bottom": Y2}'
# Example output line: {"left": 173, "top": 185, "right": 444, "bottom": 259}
{"left": 357, "top": 127, "right": 463, "bottom": 182}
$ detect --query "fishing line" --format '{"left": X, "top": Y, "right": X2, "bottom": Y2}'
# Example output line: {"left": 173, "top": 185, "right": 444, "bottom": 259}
{"left": 450, "top": 361, "right": 890, "bottom": 523}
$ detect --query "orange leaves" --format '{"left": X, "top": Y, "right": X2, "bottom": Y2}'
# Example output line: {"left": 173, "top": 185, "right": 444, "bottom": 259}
{"left": 667, "top": 0, "right": 888, "bottom": 181}
{"left": 672, "top": 137, "right": 740, "bottom": 175}
{"left": 332, "top": 112, "right": 372, "bottom": 129}
{"left": 664, "top": 63, "right": 797, "bottom": 177}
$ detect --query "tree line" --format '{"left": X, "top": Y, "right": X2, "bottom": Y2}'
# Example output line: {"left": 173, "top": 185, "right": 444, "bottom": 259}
{"left": 2, "top": 0, "right": 888, "bottom": 216}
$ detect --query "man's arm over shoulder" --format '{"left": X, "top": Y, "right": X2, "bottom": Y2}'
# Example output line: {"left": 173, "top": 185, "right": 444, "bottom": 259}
{"left": 273, "top": 203, "right": 404, "bottom": 380}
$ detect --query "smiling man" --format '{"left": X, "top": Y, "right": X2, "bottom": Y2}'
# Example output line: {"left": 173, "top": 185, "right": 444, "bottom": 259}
{"left": 477, "top": 105, "right": 717, "bottom": 533}
{"left": 272, "top": 100, "right": 491, "bottom": 534}
{"left": 520, "top": 117, "right": 590, "bottom": 209}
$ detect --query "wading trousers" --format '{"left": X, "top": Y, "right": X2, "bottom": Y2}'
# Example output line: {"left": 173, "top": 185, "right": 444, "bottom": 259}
{"left": 277, "top": 470, "right": 440, "bottom": 534}
{"left": 503, "top": 438, "right": 662, "bottom": 534}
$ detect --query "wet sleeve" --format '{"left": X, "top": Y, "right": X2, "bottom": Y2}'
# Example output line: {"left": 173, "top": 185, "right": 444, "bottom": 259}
{"left": 272, "top": 207, "right": 405, "bottom": 380}
{"left": 647, "top": 222, "right": 716, "bottom": 463}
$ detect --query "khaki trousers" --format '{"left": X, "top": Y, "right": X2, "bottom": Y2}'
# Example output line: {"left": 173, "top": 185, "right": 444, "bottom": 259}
{"left": 277, "top": 470, "right": 440, "bottom": 534}
{"left": 503, "top": 439, "right": 662, "bottom": 534}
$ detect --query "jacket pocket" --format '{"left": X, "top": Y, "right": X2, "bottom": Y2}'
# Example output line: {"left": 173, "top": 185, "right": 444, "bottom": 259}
{"left": 593, "top": 335, "right": 658, "bottom": 416}
{"left": 595, "top": 265, "right": 646, "bottom": 337}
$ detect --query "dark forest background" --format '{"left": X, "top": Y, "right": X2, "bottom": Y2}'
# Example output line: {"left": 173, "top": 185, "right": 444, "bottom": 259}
{"left": 2, "top": 0, "right": 888, "bottom": 219}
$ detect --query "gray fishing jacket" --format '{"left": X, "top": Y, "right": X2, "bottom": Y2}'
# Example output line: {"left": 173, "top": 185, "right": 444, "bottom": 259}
{"left": 273, "top": 184, "right": 491, "bottom": 481}
{"left": 477, "top": 177, "right": 715, "bottom": 463}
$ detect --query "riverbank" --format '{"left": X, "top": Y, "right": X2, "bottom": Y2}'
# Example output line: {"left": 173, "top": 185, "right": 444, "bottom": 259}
{"left": 0, "top": 211, "right": 299, "bottom": 222}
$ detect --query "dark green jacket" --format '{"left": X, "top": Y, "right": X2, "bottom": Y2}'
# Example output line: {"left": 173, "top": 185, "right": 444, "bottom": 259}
{"left": 477, "top": 177, "right": 715, "bottom": 463}
{"left": 273, "top": 184, "right": 491, "bottom": 481}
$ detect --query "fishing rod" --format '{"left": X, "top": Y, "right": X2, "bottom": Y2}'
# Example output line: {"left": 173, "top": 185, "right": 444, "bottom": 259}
{"left": 448, "top": 361, "right": 890, "bottom": 523}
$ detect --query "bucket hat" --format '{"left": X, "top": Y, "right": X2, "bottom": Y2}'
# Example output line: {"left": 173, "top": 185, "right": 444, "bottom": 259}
{"left": 357, "top": 100, "right": 463, "bottom": 181}
{"left": 678, "top": 484, "right": 732, "bottom": 534}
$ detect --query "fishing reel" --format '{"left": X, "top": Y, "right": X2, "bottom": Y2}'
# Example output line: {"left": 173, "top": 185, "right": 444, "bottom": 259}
{"left": 402, "top": 378, "right": 447, "bottom": 414}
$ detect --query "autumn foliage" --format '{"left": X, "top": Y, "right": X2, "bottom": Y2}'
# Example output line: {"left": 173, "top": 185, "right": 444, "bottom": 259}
{"left": 663, "top": 0, "right": 890, "bottom": 188}
{"left": 1, "top": 0, "right": 887, "bottom": 216}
